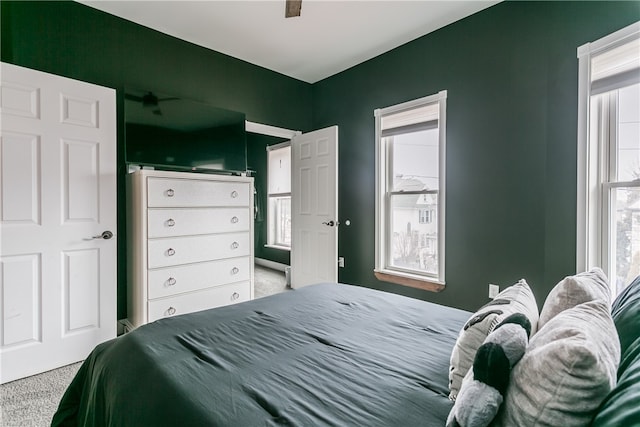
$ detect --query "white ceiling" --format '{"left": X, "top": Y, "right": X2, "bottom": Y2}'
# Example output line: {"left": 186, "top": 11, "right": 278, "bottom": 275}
{"left": 80, "top": 0, "right": 499, "bottom": 83}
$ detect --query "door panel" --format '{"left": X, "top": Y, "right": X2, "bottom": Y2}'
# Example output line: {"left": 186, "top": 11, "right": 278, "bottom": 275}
{"left": 291, "top": 126, "right": 338, "bottom": 288}
{"left": 1, "top": 254, "right": 40, "bottom": 346}
{"left": 64, "top": 249, "right": 100, "bottom": 332}
{"left": 64, "top": 139, "right": 99, "bottom": 221}
{"left": 0, "top": 62, "right": 116, "bottom": 384}
{"left": 1, "top": 132, "right": 40, "bottom": 223}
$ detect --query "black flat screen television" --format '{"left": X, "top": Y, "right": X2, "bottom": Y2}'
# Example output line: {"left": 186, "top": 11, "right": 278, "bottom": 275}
{"left": 124, "top": 89, "right": 247, "bottom": 174}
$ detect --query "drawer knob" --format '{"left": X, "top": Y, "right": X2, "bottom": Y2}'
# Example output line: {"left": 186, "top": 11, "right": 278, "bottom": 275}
{"left": 231, "top": 241, "right": 239, "bottom": 250}
{"left": 231, "top": 267, "right": 240, "bottom": 275}
{"left": 167, "top": 307, "right": 176, "bottom": 315}
{"left": 231, "top": 292, "right": 240, "bottom": 301}
{"left": 166, "top": 218, "right": 175, "bottom": 227}
{"left": 166, "top": 248, "right": 176, "bottom": 256}
{"left": 231, "top": 216, "right": 239, "bottom": 224}
{"left": 166, "top": 189, "right": 175, "bottom": 197}
{"left": 167, "top": 277, "right": 177, "bottom": 286}
{"left": 230, "top": 190, "right": 239, "bottom": 198}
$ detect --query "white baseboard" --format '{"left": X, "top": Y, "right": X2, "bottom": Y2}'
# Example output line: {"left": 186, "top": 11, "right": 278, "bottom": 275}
{"left": 255, "top": 257, "right": 289, "bottom": 272}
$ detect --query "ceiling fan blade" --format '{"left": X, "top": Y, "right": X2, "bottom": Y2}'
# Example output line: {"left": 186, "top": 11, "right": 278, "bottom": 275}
{"left": 124, "top": 93, "right": 144, "bottom": 102}
{"left": 285, "top": 0, "right": 301, "bottom": 18}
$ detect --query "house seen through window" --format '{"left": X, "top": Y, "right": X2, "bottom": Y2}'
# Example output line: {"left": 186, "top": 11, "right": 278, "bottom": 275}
{"left": 374, "top": 91, "right": 447, "bottom": 290}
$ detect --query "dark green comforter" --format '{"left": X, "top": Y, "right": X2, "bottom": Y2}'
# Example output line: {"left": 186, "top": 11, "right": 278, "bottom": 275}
{"left": 52, "top": 283, "right": 470, "bottom": 426}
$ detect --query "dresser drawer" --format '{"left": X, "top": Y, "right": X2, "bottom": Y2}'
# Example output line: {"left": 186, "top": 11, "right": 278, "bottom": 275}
{"left": 148, "top": 232, "right": 250, "bottom": 268}
{"left": 148, "top": 281, "right": 251, "bottom": 322}
{"left": 148, "top": 208, "right": 250, "bottom": 238}
{"left": 148, "top": 257, "right": 251, "bottom": 299}
{"left": 147, "top": 177, "right": 250, "bottom": 208}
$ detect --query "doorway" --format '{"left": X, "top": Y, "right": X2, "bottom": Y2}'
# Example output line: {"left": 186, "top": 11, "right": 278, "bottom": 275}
{"left": 246, "top": 121, "right": 339, "bottom": 288}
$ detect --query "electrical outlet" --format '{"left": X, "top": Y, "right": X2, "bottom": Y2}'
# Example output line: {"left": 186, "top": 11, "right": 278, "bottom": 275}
{"left": 338, "top": 257, "right": 345, "bottom": 268}
{"left": 489, "top": 284, "right": 500, "bottom": 299}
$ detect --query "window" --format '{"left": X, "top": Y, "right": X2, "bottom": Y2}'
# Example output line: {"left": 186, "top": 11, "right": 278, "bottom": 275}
{"left": 577, "top": 22, "right": 640, "bottom": 298}
{"left": 267, "top": 142, "right": 292, "bottom": 250}
{"left": 419, "top": 207, "right": 435, "bottom": 224}
{"left": 374, "top": 91, "right": 447, "bottom": 291}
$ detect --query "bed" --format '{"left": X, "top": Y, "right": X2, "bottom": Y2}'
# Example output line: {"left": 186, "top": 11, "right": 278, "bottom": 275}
{"left": 51, "top": 283, "right": 471, "bottom": 426}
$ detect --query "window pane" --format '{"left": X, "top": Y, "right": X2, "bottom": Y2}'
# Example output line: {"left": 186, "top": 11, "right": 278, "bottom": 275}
{"left": 611, "top": 186, "right": 640, "bottom": 295}
{"left": 388, "top": 193, "right": 438, "bottom": 275}
{"left": 617, "top": 83, "right": 640, "bottom": 182}
{"left": 268, "top": 196, "right": 291, "bottom": 247}
{"left": 390, "top": 128, "right": 439, "bottom": 192}
{"left": 268, "top": 146, "right": 291, "bottom": 194}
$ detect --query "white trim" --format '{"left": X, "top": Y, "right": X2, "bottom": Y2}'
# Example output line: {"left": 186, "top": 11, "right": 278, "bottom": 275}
{"left": 246, "top": 120, "right": 301, "bottom": 139}
{"left": 255, "top": 257, "right": 288, "bottom": 272}
{"left": 266, "top": 140, "right": 291, "bottom": 151}
{"left": 576, "top": 21, "right": 640, "bottom": 274}
{"left": 438, "top": 95, "right": 447, "bottom": 283}
{"left": 374, "top": 91, "right": 447, "bottom": 285}
{"left": 264, "top": 244, "right": 291, "bottom": 252}
{"left": 374, "top": 90, "right": 447, "bottom": 117}
{"left": 578, "top": 22, "right": 640, "bottom": 59}
{"left": 577, "top": 38, "right": 592, "bottom": 272}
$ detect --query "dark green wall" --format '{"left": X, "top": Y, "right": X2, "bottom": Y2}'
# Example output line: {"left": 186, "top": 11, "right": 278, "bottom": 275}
{"left": 1, "top": 0, "right": 312, "bottom": 319}
{"left": 313, "top": 1, "right": 640, "bottom": 311}
{"left": 3, "top": 0, "right": 639, "bottom": 317}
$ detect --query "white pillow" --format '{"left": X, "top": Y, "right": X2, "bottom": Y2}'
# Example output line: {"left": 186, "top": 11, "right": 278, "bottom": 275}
{"left": 496, "top": 299, "right": 620, "bottom": 426}
{"left": 448, "top": 279, "right": 538, "bottom": 400}
{"left": 538, "top": 267, "right": 610, "bottom": 329}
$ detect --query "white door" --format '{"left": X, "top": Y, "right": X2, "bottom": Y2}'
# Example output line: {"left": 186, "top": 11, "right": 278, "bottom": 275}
{"left": 291, "top": 126, "right": 338, "bottom": 288}
{"left": 0, "top": 63, "right": 116, "bottom": 384}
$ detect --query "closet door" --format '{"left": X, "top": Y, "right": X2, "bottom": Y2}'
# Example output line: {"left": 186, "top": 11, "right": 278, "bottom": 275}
{"left": 0, "top": 63, "right": 116, "bottom": 383}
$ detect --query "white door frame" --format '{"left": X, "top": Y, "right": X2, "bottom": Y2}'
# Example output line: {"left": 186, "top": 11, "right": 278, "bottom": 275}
{"left": 247, "top": 121, "right": 340, "bottom": 287}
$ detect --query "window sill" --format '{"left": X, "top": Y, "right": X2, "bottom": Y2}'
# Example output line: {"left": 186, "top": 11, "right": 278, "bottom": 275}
{"left": 374, "top": 270, "right": 445, "bottom": 293}
{"left": 264, "top": 244, "right": 291, "bottom": 252}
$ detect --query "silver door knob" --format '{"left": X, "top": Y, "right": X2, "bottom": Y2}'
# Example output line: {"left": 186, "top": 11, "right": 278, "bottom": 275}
{"left": 92, "top": 230, "right": 113, "bottom": 240}
{"left": 322, "top": 221, "right": 335, "bottom": 227}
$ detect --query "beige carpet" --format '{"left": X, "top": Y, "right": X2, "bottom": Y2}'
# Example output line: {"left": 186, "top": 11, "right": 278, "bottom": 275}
{"left": 0, "top": 362, "right": 81, "bottom": 427}
{"left": 254, "top": 264, "right": 289, "bottom": 298}
{"left": 0, "top": 265, "right": 288, "bottom": 426}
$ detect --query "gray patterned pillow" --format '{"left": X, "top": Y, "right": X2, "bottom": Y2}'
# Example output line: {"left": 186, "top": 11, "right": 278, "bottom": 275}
{"left": 538, "top": 267, "right": 610, "bottom": 330}
{"left": 495, "top": 299, "right": 620, "bottom": 426}
{"left": 448, "top": 279, "right": 538, "bottom": 400}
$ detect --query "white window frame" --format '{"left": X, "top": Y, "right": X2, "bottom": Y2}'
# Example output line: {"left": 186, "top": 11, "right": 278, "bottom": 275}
{"left": 374, "top": 90, "right": 447, "bottom": 290}
{"left": 577, "top": 22, "right": 640, "bottom": 291}
{"left": 266, "top": 141, "right": 292, "bottom": 251}
{"left": 246, "top": 120, "right": 300, "bottom": 253}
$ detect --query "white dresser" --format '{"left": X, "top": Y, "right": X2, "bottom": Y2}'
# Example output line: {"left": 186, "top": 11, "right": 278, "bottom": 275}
{"left": 127, "top": 169, "right": 254, "bottom": 328}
